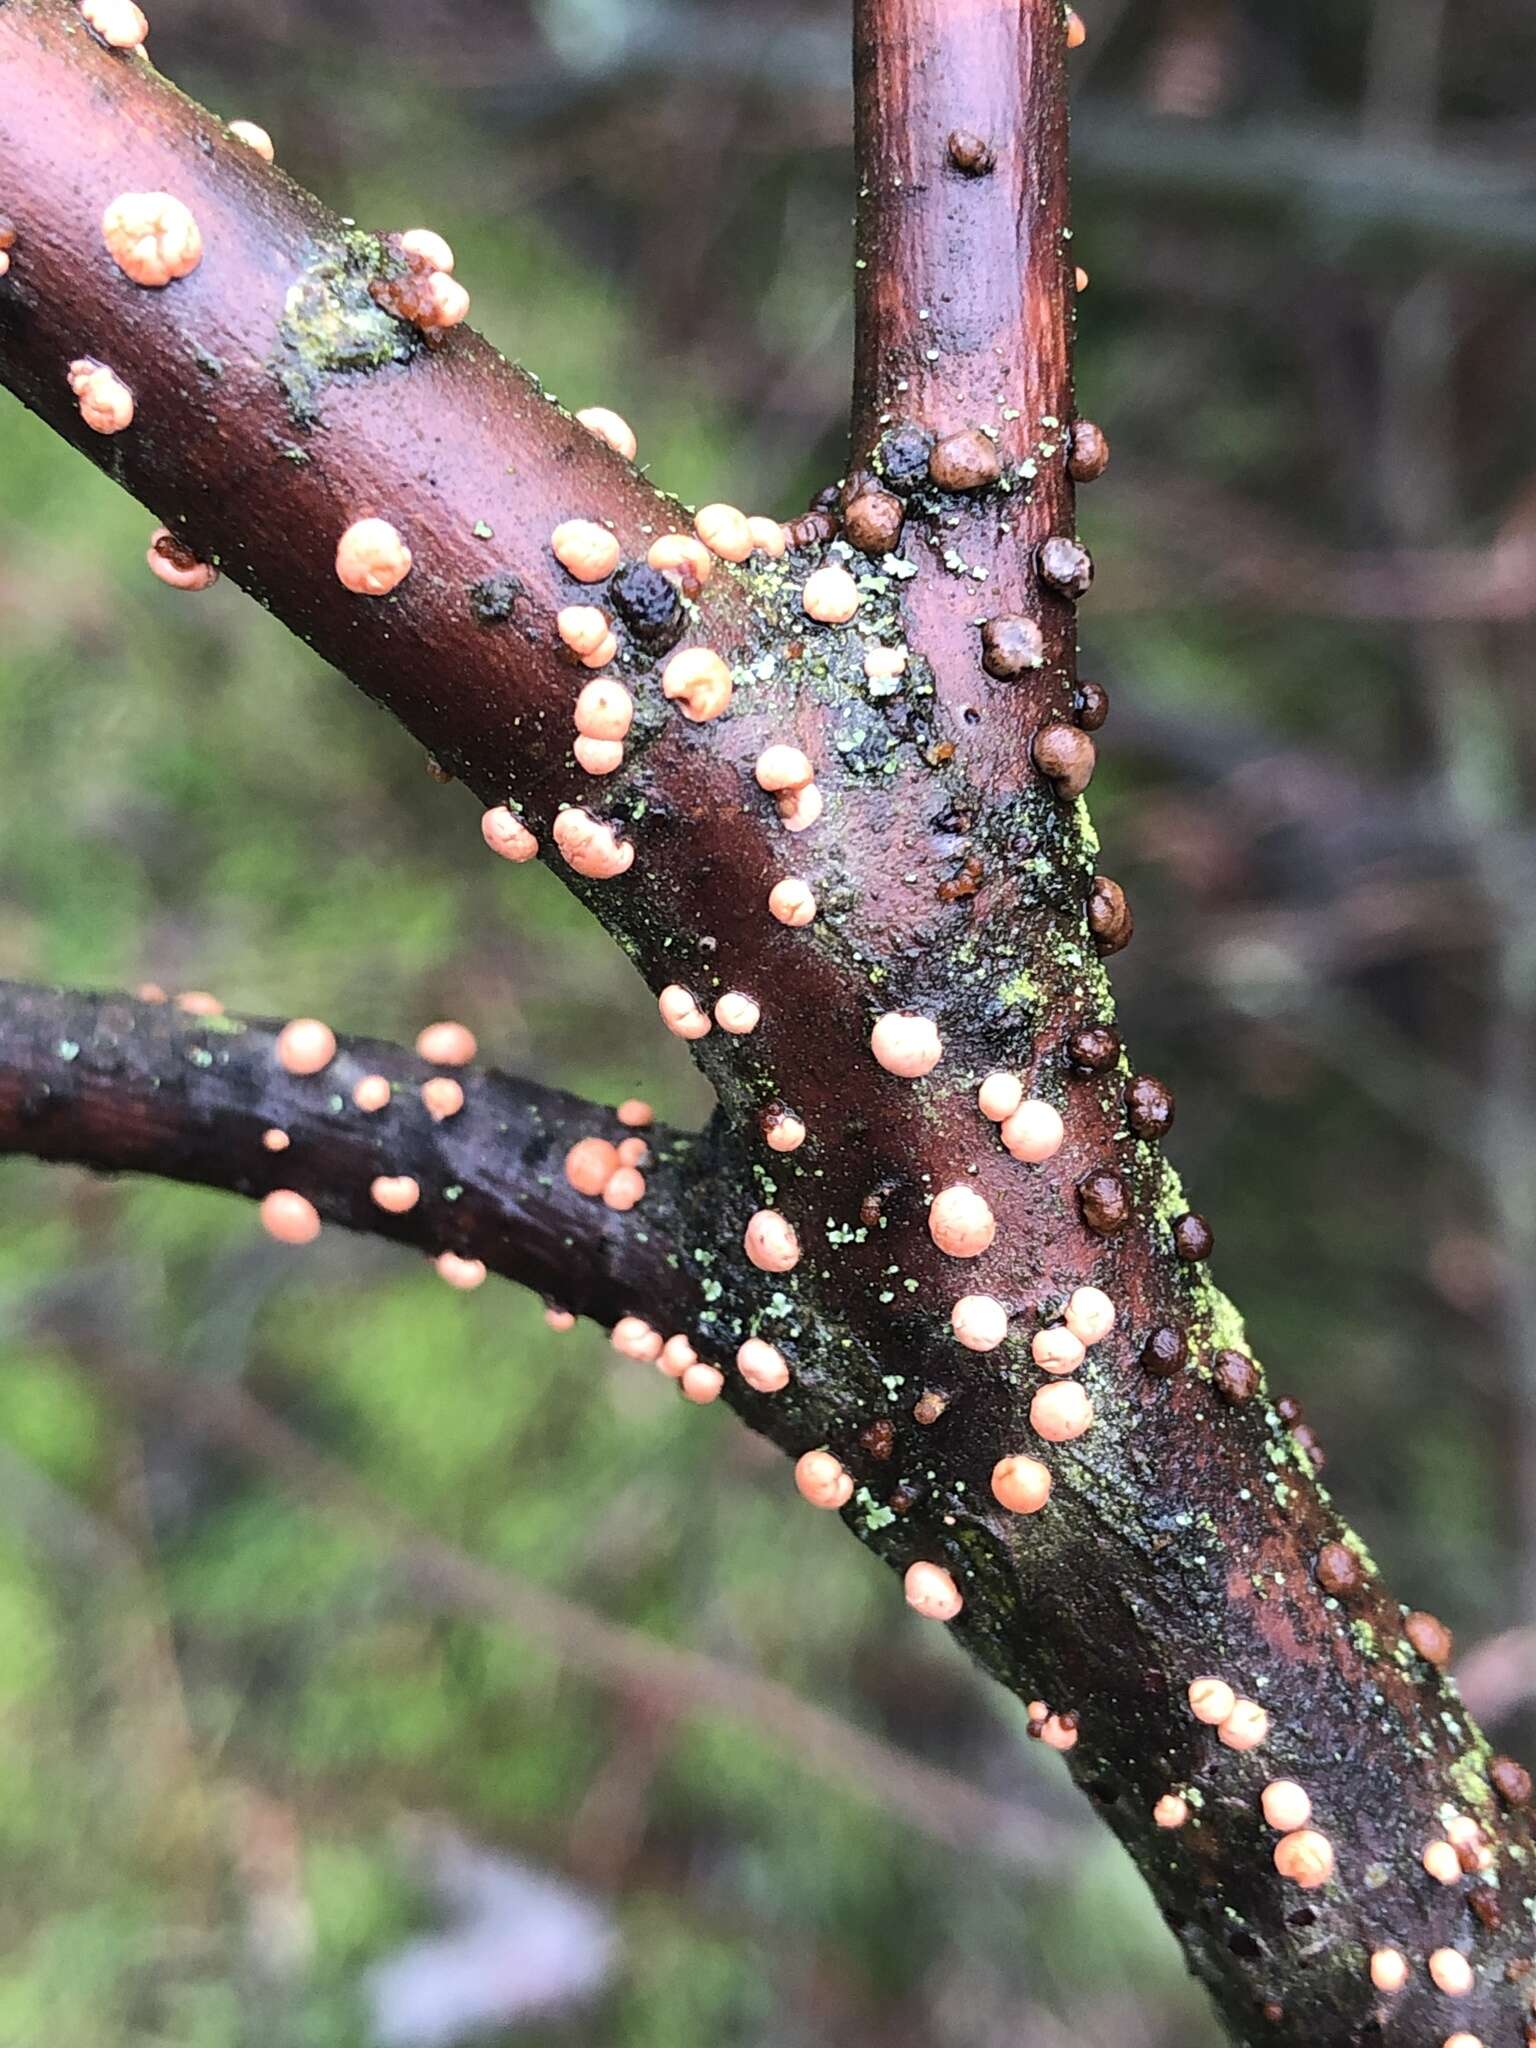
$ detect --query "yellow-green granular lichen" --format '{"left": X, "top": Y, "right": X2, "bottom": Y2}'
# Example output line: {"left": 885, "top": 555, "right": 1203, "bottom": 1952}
{"left": 270, "top": 230, "right": 421, "bottom": 424}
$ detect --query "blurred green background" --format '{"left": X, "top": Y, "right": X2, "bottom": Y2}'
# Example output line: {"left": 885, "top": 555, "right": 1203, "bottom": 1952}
{"left": 2, "top": 1, "right": 1535, "bottom": 2042}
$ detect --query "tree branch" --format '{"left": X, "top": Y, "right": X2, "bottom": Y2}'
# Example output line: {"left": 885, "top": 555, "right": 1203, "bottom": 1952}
{"left": 851, "top": 0, "right": 1073, "bottom": 472}
{"left": 0, "top": 980, "right": 702, "bottom": 1332}
{"left": 0, "top": 0, "right": 758, "bottom": 823}
{"left": 849, "top": 0, "right": 1079, "bottom": 787}
{"left": 3, "top": 6, "right": 1535, "bottom": 2043}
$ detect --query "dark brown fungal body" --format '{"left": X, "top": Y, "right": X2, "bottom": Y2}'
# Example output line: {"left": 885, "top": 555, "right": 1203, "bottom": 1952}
{"left": 1068, "top": 419, "right": 1110, "bottom": 482}
{"left": 1494, "top": 1758, "right": 1534, "bottom": 1808}
{"left": 1039, "top": 535, "right": 1094, "bottom": 597}
{"left": 860, "top": 1418, "right": 897, "bottom": 1460}
{"left": 1213, "top": 1348, "right": 1260, "bottom": 1405}
{"left": 1033, "top": 720, "right": 1097, "bottom": 796}
{"left": 946, "top": 129, "right": 996, "bottom": 177}
{"left": 1067, "top": 1024, "right": 1121, "bottom": 1073}
{"left": 370, "top": 245, "right": 448, "bottom": 329}
{"left": 1077, "top": 1169, "right": 1132, "bottom": 1235}
{"left": 1087, "top": 874, "right": 1134, "bottom": 954}
{"left": 1173, "top": 1211, "right": 1216, "bottom": 1262}
{"left": 1406, "top": 1611, "right": 1454, "bottom": 1668}
{"left": 1290, "top": 1421, "right": 1325, "bottom": 1470}
{"left": 1316, "top": 1541, "right": 1361, "bottom": 1596}
{"left": 843, "top": 486, "right": 906, "bottom": 555}
{"left": 1127, "top": 1072, "right": 1177, "bottom": 1138}
{"left": 1142, "top": 1325, "right": 1189, "bottom": 1379}
{"left": 1074, "top": 677, "right": 1110, "bottom": 729}
{"left": 928, "top": 427, "right": 1003, "bottom": 492}
{"left": 783, "top": 508, "right": 839, "bottom": 551}
{"left": 150, "top": 527, "right": 205, "bottom": 574}
{"left": 2, "top": 4, "right": 1535, "bottom": 2044}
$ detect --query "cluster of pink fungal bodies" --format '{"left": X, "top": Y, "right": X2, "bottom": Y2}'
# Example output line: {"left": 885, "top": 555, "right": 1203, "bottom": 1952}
{"left": 54, "top": 26, "right": 849, "bottom": 928}
{"left": 560, "top": 1105, "right": 792, "bottom": 1409}
{"left": 1142, "top": 1676, "right": 1497, "bottom": 2023}
{"left": 49, "top": 13, "right": 1521, "bottom": 2016}
{"left": 562, "top": 1116, "right": 652, "bottom": 1218}
{"left": 55, "top": 15, "right": 1059, "bottom": 1571}
{"left": 735, "top": 1014, "right": 1109, "bottom": 1636}
{"left": 519, "top": 477, "right": 939, "bottom": 1418}
{"left": 234, "top": 995, "right": 694, "bottom": 1335}
{"left": 268, "top": 389, "right": 837, "bottom": 893}
{"left": 35, "top": 13, "right": 457, "bottom": 595}
{"left": 481, "top": 482, "right": 852, "bottom": 887}
{"left": 206, "top": 1007, "right": 490, "bottom": 1292}
{"left": 606, "top": 1313, "right": 790, "bottom": 1410}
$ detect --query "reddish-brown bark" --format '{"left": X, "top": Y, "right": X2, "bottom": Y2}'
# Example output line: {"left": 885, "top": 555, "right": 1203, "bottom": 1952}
{"left": 851, "top": 0, "right": 1080, "bottom": 796}
{"left": 0, "top": 0, "right": 753, "bottom": 812}
{"left": 2, "top": 3, "right": 1535, "bottom": 2042}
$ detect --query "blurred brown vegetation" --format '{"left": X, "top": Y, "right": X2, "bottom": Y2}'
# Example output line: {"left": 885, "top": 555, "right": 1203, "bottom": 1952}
{"left": 1, "top": 1, "right": 1534, "bottom": 2043}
